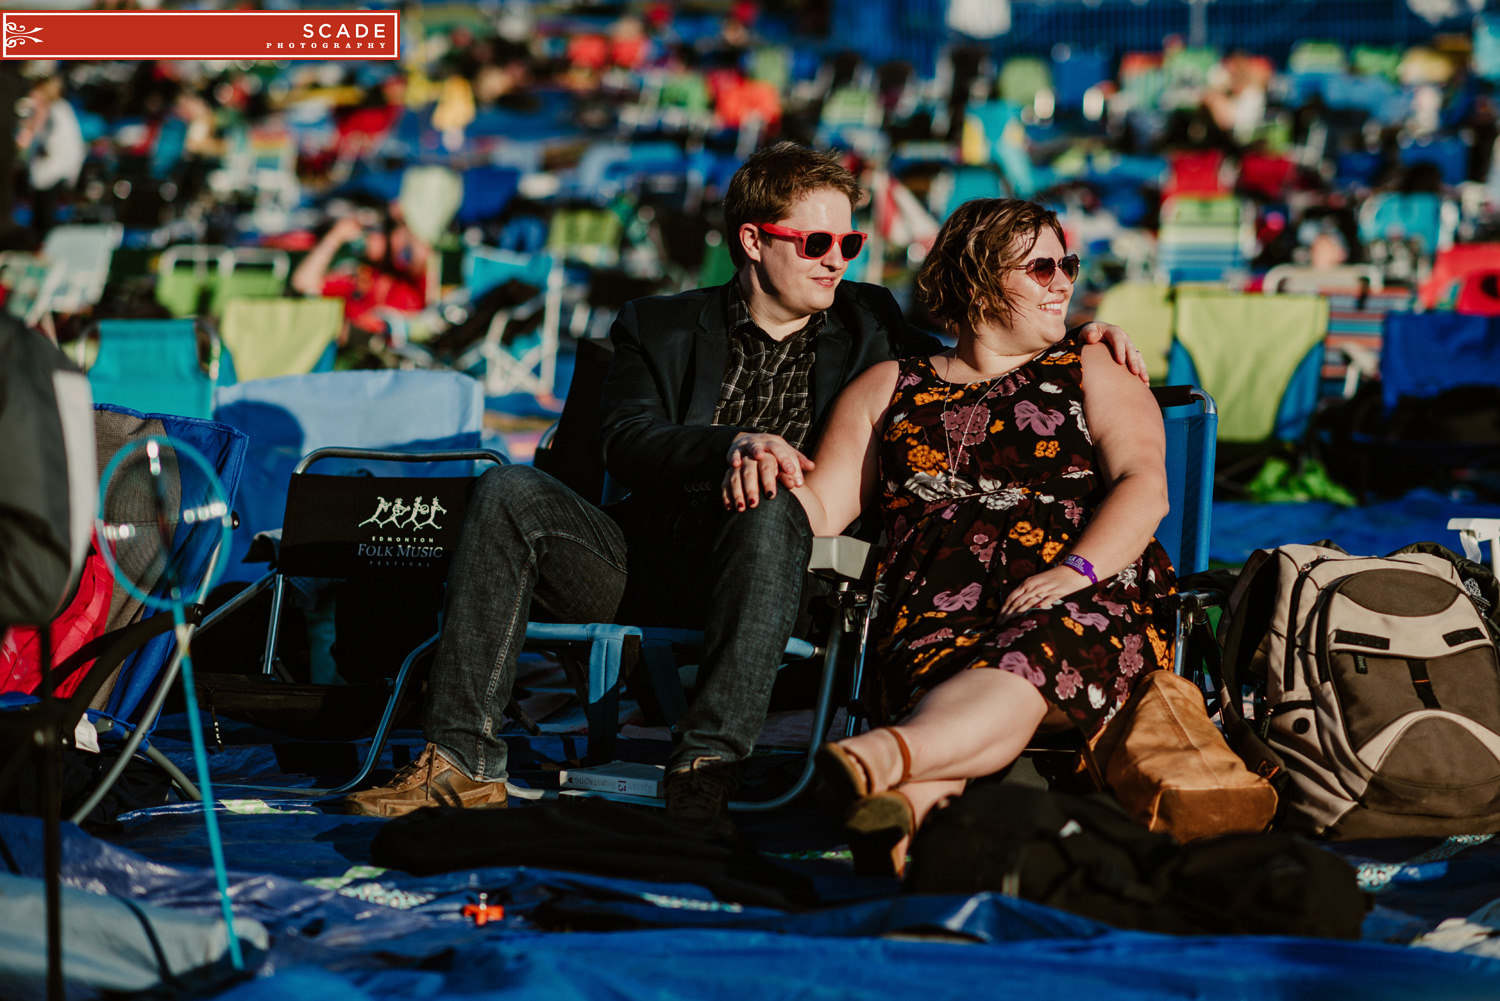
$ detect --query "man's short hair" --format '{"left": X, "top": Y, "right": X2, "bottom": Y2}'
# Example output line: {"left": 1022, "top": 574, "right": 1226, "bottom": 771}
{"left": 914, "top": 198, "right": 1067, "bottom": 333}
{"left": 722, "top": 143, "right": 863, "bottom": 268}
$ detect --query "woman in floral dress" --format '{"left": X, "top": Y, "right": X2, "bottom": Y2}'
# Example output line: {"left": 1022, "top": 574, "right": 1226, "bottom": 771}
{"left": 722, "top": 199, "right": 1176, "bottom": 874}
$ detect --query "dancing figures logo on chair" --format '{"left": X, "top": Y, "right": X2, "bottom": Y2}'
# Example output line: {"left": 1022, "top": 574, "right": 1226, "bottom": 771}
{"left": 358, "top": 495, "right": 448, "bottom": 532}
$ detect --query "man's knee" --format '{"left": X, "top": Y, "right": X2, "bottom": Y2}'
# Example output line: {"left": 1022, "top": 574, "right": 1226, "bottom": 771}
{"left": 468, "top": 463, "right": 576, "bottom": 524}
{"left": 716, "top": 490, "right": 813, "bottom": 563}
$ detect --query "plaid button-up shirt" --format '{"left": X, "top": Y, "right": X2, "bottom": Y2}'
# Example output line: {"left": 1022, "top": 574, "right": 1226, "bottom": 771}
{"left": 711, "top": 282, "right": 822, "bottom": 452}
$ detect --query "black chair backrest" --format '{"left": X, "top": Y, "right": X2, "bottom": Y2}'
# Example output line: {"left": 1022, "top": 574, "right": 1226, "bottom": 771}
{"left": 533, "top": 336, "right": 614, "bottom": 503}
{"left": 276, "top": 473, "right": 477, "bottom": 584}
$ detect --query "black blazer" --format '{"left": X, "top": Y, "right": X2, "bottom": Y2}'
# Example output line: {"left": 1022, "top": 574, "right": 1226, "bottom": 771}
{"left": 597, "top": 280, "right": 941, "bottom": 500}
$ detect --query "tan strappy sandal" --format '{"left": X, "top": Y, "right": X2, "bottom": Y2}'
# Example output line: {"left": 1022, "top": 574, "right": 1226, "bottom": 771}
{"left": 814, "top": 727, "right": 913, "bottom": 817}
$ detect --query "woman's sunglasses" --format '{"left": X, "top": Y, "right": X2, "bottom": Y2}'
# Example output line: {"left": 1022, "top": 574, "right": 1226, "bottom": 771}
{"left": 1014, "top": 254, "right": 1081, "bottom": 286}
{"left": 758, "top": 223, "right": 867, "bottom": 260}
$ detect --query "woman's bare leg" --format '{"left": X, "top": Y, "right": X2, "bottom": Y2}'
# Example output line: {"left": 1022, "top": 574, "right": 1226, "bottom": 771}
{"left": 840, "top": 668, "right": 1051, "bottom": 789}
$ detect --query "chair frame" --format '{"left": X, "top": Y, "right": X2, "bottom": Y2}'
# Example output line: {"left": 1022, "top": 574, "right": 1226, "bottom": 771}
{"left": 251, "top": 446, "right": 505, "bottom": 796}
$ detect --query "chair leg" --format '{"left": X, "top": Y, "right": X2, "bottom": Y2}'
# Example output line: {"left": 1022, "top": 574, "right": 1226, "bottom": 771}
{"left": 325, "top": 631, "right": 439, "bottom": 796}
{"left": 40, "top": 718, "right": 64, "bottom": 1001}
{"left": 142, "top": 742, "right": 202, "bottom": 800}
{"left": 640, "top": 640, "right": 688, "bottom": 726}
{"left": 730, "top": 625, "right": 844, "bottom": 813}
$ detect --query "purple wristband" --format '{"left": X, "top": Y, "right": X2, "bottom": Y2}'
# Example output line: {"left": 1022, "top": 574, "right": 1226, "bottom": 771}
{"left": 1062, "top": 554, "right": 1097, "bottom": 584}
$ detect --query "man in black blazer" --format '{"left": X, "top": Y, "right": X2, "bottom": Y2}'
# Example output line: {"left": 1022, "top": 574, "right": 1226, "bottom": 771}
{"left": 345, "top": 144, "right": 1145, "bottom": 820}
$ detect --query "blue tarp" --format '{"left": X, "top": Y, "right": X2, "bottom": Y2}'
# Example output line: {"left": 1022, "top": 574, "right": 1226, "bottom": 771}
{"left": 8, "top": 703, "right": 1500, "bottom": 999}
{"left": 1209, "top": 489, "right": 1500, "bottom": 567}
{"left": 7, "top": 807, "right": 1500, "bottom": 1001}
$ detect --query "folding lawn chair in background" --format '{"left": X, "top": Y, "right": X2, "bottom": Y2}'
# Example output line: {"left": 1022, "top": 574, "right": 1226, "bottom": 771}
{"left": 155, "top": 245, "right": 231, "bottom": 318}
{"left": 210, "top": 248, "right": 291, "bottom": 317}
{"left": 1155, "top": 195, "right": 1248, "bottom": 285}
{"left": 1345, "top": 312, "right": 1500, "bottom": 500}
{"left": 1307, "top": 286, "right": 1414, "bottom": 398}
{"left": 217, "top": 297, "right": 342, "bottom": 384}
{"left": 1092, "top": 281, "right": 1173, "bottom": 384}
{"left": 455, "top": 246, "right": 564, "bottom": 399}
{"left": 0, "top": 251, "right": 65, "bottom": 332}
{"left": 42, "top": 224, "right": 123, "bottom": 318}
{"left": 1262, "top": 264, "right": 1382, "bottom": 295}
{"left": 83, "top": 318, "right": 223, "bottom": 421}
{"left": 1166, "top": 289, "right": 1329, "bottom": 454}
{"left": 1453, "top": 270, "right": 1500, "bottom": 316}
{"left": 1421, "top": 243, "right": 1500, "bottom": 309}
{"left": 1358, "top": 192, "right": 1458, "bottom": 281}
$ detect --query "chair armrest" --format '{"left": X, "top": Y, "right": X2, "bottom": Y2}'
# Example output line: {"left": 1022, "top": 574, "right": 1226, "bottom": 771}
{"left": 808, "top": 536, "right": 875, "bottom": 582}
{"left": 1162, "top": 588, "right": 1227, "bottom": 613}
{"left": 1449, "top": 517, "right": 1500, "bottom": 575}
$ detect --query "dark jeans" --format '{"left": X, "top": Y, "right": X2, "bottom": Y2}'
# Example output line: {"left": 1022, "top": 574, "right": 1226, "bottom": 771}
{"left": 425, "top": 464, "right": 814, "bottom": 782}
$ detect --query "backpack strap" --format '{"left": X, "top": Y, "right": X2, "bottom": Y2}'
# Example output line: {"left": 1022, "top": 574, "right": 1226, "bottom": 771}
{"left": 1210, "top": 552, "right": 1288, "bottom": 793}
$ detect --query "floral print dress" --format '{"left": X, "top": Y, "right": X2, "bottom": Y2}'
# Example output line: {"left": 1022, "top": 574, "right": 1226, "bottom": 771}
{"left": 867, "top": 335, "right": 1177, "bottom": 737}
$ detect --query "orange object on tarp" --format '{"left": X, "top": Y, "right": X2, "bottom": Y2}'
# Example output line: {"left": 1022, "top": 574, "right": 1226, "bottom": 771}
{"left": 0, "top": 547, "right": 114, "bottom": 700}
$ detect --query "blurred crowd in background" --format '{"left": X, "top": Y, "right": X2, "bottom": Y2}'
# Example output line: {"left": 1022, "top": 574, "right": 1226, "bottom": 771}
{"left": 4, "top": 0, "right": 1499, "bottom": 499}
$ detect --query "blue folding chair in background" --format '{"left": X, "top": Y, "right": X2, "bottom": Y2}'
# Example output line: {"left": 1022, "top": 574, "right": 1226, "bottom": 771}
{"left": 1347, "top": 312, "right": 1500, "bottom": 500}
{"left": 85, "top": 319, "right": 225, "bottom": 421}
{"left": 458, "top": 246, "right": 564, "bottom": 399}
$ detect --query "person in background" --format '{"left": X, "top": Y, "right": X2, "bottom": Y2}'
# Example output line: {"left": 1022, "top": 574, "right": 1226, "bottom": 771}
{"left": 18, "top": 75, "right": 85, "bottom": 238}
{"left": 291, "top": 202, "right": 430, "bottom": 335}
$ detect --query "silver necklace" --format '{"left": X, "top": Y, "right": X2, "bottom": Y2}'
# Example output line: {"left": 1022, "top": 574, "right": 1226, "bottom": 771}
{"left": 935, "top": 355, "right": 1010, "bottom": 478}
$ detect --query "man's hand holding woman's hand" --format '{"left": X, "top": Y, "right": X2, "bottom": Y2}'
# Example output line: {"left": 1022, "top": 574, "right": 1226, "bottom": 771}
{"left": 722, "top": 432, "right": 814, "bottom": 511}
{"left": 999, "top": 564, "right": 1093, "bottom": 619}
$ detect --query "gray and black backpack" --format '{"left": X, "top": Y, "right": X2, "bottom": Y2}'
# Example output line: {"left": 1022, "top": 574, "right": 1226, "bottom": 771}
{"left": 1214, "top": 542, "right": 1500, "bottom": 839}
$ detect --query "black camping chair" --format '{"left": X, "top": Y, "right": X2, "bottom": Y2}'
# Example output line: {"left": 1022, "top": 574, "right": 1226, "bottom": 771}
{"left": 214, "top": 446, "right": 506, "bottom": 795}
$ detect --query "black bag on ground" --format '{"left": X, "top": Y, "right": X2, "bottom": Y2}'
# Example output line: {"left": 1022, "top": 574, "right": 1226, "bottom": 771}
{"left": 903, "top": 785, "right": 1368, "bottom": 938}
{"left": 370, "top": 798, "right": 818, "bottom": 911}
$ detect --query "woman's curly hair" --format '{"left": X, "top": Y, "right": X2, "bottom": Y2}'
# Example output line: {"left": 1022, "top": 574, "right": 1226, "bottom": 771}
{"left": 914, "top": 199, "right": 1067, "bottom": 333}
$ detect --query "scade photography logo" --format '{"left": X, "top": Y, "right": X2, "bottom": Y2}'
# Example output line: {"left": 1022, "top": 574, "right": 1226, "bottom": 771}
{"left": 0, "top": 10, "right": 400, "bottom": 61}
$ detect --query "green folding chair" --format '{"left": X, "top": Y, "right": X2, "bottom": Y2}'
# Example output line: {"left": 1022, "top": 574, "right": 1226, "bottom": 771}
{"left": 1093, "top": 281, "right": 1174, "bottom": 384}
{"left": 218, "top": 297, "right": 342, "bottom": 383}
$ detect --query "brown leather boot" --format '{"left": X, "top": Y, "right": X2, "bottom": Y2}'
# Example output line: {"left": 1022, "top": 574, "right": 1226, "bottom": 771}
{"left": 342, "top": 743, "right": 508, "bottom": 818}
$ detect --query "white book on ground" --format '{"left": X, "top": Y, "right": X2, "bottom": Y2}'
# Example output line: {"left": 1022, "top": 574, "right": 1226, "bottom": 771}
{"left": 558, "top": 761, "right": 665, "bottom": 798}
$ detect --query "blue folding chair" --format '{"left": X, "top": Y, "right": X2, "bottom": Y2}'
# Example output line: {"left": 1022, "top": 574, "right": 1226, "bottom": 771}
{"left": 85, "top": 319, "right": 222, "bottom": 420}
{"left": 212, "top": 369, "right": 488, "bottom": 584}
{"left": 456, "top": 247, "right": 564, "bottom": 399}
{"left": 64, "top": 404, "right": 249, "bottom": 821}
{"left": 1346, "top": 312, "right": 1500, "bottom": 499}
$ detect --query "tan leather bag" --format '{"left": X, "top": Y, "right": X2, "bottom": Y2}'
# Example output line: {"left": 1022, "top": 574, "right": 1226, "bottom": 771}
{"left": 1085, "top": 669, "right": 1278, "bottom": 843}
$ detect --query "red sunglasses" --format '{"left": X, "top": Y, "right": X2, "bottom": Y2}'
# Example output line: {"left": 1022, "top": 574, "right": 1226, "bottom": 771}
{"left": 1014, "top": 254, "right": 1081, "bottom": 286}
{"left": 758, "top": 223, "right": 867, "bottom": 260}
